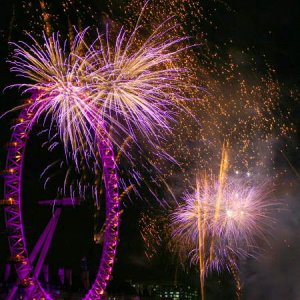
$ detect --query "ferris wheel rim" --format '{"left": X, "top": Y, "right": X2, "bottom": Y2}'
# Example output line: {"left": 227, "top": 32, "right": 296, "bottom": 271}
{"left": 4, "top": 94, "right": 121, "bottom": 299}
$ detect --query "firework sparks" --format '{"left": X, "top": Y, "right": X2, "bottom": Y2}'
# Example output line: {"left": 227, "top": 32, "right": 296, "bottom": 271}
{"left": 173, "top": 176, "right": 275, "bottom": 266}
{"left": 170, "top": 146, "right": 277, "bottom": 299}
{"left": 139, "top": 211, "right": 163, "bottom": 260}
{"left": 8, "top": 13, "right": 192, "bottom": 167}
{"left": 110, "top": 0, "right": 295, "bottom": 191}
{"left": 87, "top": 18, "right": 192, "bottom": 145}
{"left": 8, "top": 30, "right": 98, "bottom": 163}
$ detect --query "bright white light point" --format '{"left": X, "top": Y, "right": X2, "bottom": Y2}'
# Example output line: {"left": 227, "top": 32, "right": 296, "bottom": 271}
{"left": 235, "top": 170, "right": 239, "bottom": 174}
{"left": 226, "top": 209, "right": 233, "bottom": 218}
{"left": 247, "top": 172, "right": 251, "bottom": 177}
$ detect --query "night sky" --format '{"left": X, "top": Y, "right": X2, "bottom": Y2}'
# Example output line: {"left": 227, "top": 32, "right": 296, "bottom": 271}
{"left": 0, "top": 1, "right": 299, "bottom": 299}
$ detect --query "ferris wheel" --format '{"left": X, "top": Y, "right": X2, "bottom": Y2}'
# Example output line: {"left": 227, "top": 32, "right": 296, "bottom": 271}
{"left": 2, "top": 94, "right": 121, "bottom": 299}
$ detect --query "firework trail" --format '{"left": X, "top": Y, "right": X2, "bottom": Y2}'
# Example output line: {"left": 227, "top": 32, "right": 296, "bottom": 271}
{"left": 8, "top": 30, "right": 96, "bottom": 164}
{"left": 7, "top": 10, "right": 192, "bottom": 166}
{"left": 170, "top": 145, "right": 277, "bottom": 299}
{"left": 108, "top": 0, "right": 295, "bottom": 192}
{"left": 87, "top": 17, "right": 192, "bottom": 147}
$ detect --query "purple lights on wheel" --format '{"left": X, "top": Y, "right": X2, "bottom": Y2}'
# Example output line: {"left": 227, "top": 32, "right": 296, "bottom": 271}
{"left": 84, "top": 126, "right": 120, "bottom": 300}
{"left": 4, "top": 101, "right": 50, "bottom": 299}
{"left": 4, "top": 94, "right": 121, "bottom": 299}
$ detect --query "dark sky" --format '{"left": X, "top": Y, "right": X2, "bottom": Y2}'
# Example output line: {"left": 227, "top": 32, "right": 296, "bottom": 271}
{"left": 0, "top": 0, "right": 299, "bottom": 298}
{"left": 224, "top": 0, "right": 300, "bottom": 84}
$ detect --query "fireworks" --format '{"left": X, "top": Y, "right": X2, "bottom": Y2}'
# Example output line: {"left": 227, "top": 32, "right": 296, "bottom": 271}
{"left": 9, "top": 30, "right": 97, "bottom": 163}
{"left": 3, "top": 1, "right": 296, "bottom": 300}
{"left": 87, "top": 20, "right": 191, "bottom": 144}
{"left": 10, "top": 1, "right": 293, "bottom": 203}
{"left": 108, "top": 0, "right": 295, "bottom": 193}
{"left": 8, "top": 16, "right": 191, "bottom": 165}
{"left": 170, "top": 146, "right": 277, "bottom": 300}
{"left": 171, "top": 177, "right": 275, "bottom": 268}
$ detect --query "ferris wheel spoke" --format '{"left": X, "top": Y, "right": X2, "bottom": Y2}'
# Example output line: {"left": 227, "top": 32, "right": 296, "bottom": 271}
{"left": 6, "top": 207, "right": 62, "bottom": 300}
{"left": 33, "top": 208, "right": 62, "bottom": 280}
{"left": 29, "top": 207, "right": 61, "bottom": 265}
